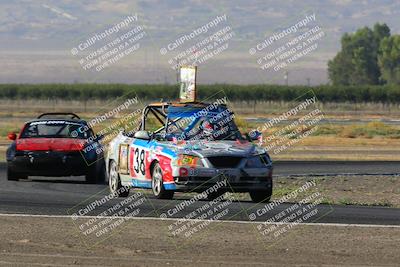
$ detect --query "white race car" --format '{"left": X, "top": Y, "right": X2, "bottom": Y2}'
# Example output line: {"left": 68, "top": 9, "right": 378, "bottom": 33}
{"left": 106, "top": 101, "right": 273, "bottom": 202}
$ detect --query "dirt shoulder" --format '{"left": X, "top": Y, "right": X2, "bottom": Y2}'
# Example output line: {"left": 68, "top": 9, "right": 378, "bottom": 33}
{"left": 227, "top": 175, "right": 400, "bottom": 208}
{"left": 0, "top": 216, "right": 399, "bottom": 266}
{"left": 273, "top": 175, "right": 400, "bottom": 208}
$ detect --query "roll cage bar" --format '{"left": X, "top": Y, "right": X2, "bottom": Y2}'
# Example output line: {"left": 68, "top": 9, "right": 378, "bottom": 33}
{"left": 139, "top": 103, "right": 180, "bottom": 134}
{"left": 139, "top": 102, "right": 223, "bottom": 134}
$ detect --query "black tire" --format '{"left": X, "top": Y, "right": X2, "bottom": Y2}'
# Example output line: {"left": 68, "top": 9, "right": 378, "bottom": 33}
{"left": 206, "top": 189, "right": 226, "bottom": 201}
{"left": 108, "top": 160, "right": 129, "bottom": 197}
{"left": 249, "top": 187, "right": 272, "bottom": 203}
{"left": 7, "top": 166, "right": 27, "bottom": 181}
{"left": 151, "top": 163, "right": 174, "bottom": 199}
{"left": 97, "top": 160, "right": 107, "bottom": 184}
{"left": 85, "top": 166, "right": 98, "bottom": 184}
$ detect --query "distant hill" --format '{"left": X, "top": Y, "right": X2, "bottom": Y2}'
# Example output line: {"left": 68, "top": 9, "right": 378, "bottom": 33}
{"left": 0, "top": 0, "right": 399, "bottom": 84}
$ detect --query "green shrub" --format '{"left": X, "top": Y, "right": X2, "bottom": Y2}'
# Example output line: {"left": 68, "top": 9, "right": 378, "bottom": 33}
{"left": 0, "top": 84, "right": 398, "bottom": 103}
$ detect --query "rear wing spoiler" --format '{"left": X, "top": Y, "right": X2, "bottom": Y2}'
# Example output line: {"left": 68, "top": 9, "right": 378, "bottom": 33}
{"left": 37, "top": 113, "right": 81, "bottom": 120}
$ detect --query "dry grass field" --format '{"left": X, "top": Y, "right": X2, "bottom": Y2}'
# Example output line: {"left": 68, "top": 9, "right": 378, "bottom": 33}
{"left": 1, "top": 99, "right": 399, "bottom": 161}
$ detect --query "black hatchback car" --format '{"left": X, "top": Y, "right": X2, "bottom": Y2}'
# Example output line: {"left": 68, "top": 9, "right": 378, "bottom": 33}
{"left": 6, "top": 113, "right": 105, "bottom": 183}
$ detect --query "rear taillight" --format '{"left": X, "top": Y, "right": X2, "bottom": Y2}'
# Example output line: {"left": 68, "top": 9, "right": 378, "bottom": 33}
{"left": 74, "top": 142, "right": 85, "bottom": 151}
{"left": 15, "top": 140, "right": 22, "bottom": 151}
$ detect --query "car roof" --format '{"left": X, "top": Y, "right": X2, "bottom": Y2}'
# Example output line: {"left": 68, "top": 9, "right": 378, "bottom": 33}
{"left": 24, "top": 112, "right": 87, "bottom": 125}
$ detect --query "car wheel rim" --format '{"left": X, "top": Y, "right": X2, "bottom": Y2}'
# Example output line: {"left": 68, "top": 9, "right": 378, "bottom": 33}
{"left": 109, "top": 163, "right": 118, "bottom": 192}
{"left": 152, "top": 166, "right": 162, "bottom": 196}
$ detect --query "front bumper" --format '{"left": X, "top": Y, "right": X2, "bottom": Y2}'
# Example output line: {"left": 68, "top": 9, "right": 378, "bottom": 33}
{"left": 8, "top": 151, "right": 92, "bottom": 176}
{"left": 171, "top": 166, "right": 273, "bottom": 192}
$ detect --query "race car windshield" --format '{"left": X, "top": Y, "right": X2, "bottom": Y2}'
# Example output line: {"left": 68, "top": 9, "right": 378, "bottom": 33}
{"left": 165, "top": 107, "right": 242, "bottom": 141}
{"left": 20, "top": 121, "right": 90, "bottom": 139}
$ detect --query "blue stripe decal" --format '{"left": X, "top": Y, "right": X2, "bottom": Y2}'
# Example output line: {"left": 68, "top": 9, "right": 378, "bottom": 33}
{"left": 163, "top": 183, "right": 177, "bottom": 190}
{"left": 132, "top": 139, "right": 151, "bottom": 147}
{"left": 159, "top": 146, "right": 177, "bottom": 157}
{"left": 131, "top": 178, "right": 176, "bottom": 190}
{"left": 132, "top": 139, "right": 177, "bottom": 158}
{"left": 131, "top": 179, "right": 151, "bottom": 188}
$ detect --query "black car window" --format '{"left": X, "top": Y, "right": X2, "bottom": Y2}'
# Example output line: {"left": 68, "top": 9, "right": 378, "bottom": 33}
{"left": 20, "top": 121, "right": 90, "bottom": 139}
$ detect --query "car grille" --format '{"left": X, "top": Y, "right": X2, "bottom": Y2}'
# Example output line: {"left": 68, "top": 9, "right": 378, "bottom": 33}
{"left": 207, "top": 156, "right": 243, "bottom": 168}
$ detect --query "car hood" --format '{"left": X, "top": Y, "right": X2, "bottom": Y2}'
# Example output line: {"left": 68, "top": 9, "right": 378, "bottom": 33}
{"left": 161, "top": 140, "right": 266, "bottom": 158}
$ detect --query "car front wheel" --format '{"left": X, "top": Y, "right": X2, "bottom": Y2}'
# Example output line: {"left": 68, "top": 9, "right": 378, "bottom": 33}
{"left": 206, "top": 189, "right": 226, "bottom": 201}
{"left": 151, "top": 163, "right": 174, "bottom": 199}
{"left": 249, "top": 188, "right": 272, "bottom": 203}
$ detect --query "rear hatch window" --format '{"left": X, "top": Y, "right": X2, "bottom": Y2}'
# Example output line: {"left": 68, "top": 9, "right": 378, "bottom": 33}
{"left": 20, "top": 120, "right": 90, "bottom": 139}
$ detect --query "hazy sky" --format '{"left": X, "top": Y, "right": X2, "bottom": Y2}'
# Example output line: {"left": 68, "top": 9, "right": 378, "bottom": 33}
{"left": 0, "top": 0, "right": 399, "bottom": 85}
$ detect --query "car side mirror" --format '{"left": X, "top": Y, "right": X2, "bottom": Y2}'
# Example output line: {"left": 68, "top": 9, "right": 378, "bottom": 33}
{"left": 133, "top": 130, "right": 151, "bottom": 140}
{"left": 8, "top": 132, "right": 17, "bottom": 140}
{"left": 248, "top": 130, "right": 261, "bottom": 141}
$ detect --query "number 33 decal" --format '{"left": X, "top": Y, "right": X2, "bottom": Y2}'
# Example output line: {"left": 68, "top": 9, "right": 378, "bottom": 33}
{"left": 134, "top": 148, "right": 146, "bottom": 175}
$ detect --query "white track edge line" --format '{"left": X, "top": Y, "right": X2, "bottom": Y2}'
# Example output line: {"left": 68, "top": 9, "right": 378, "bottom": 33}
{"left": 0, "top": 213, "right": 399, "bottom": 228}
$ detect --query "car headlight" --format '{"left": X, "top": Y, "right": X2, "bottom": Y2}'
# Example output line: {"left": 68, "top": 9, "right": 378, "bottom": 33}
{"left": 172, "top": 155, "right": 204, "bottom": 167}
{"left": 245, "top": 154, "right": 270, "bottom": 168}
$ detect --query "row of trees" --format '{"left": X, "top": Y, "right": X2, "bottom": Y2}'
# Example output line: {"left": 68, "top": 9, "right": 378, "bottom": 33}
{"left": 328, "top": 23, "right": 400, "bottom": 85}
{"left": 0, "top": 84, "right": 399, "bottom": 103}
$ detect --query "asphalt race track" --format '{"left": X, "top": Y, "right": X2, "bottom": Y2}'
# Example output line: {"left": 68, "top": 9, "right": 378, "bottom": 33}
{"left": 0, "top": 161, "right": 399, "bottom": 225}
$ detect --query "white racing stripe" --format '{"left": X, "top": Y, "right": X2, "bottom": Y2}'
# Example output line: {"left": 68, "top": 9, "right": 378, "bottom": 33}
{"left": 0, "top": 212, "right": 399, "bottom": 228}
